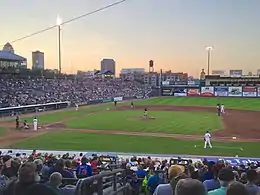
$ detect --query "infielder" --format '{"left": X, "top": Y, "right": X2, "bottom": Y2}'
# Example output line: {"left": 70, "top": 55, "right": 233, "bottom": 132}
{"left": 33, "top": 117, "right": 38, "bottom": 131}
{"left": 217, "top": 104, "right": 221, "bottom": 116}
{"left": 75, "top": 103, "right": 79, "bottom": 111}
{"left": 204, "top": 131, "right": 212, "bottom": 148}
{"left": 221, "top": 104, "right": 225, "bottom": 114}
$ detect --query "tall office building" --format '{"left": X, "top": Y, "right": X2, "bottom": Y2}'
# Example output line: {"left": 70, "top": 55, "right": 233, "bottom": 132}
{"left": 32, "top": 51, "right": 44, "bottom": 70}
{"left": 101, "top": 59, "right": 115, "bottom": 75}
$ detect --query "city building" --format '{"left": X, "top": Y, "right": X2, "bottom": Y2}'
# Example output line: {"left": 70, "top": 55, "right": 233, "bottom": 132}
{"left": 211, "top": 70, "right": 226, "bottom": 76}
{"left": 3, "top": 42, "right": 14, "bottom": 53}
{"left": 32, "top": 51, "right": 44, "bottom": 70}
{"left": 100, "top": 59, "right": 115, "bottom": 76}
{"left": 0, "top": 43, "right": 27, "bottom": 69}
{"left": 120, "top": 68, "right": 145, "bottom": 74}
{"left": 119, "top": 68, "right": 145, "bottom": 81}
{"left": 144, "top": 71, "right": 188, "bottom": 86}
{"left": 205, "top": 74, "right": 260, "bottom": 86}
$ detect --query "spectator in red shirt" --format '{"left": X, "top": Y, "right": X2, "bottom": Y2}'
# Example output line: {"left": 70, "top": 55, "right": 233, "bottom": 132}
{"left": 90, "top": 157, "right": 98, "bottom": 175}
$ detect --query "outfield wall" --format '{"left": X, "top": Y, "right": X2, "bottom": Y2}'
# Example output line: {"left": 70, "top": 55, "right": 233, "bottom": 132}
{"left": 161, "top": 86, "right": 260, "bottom": 97}
{"left": 1, "top": 149, "right": 259, "bottom": 166}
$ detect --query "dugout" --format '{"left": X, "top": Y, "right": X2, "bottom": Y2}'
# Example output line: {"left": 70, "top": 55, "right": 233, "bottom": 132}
{"left": 0, "top": 102, "right": 70, "bottom": 117}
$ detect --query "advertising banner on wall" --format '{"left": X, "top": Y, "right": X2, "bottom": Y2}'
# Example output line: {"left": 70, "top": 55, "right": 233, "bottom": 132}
{"left": 228, "top": 86, "right": 242, "bottom": 97}
{"left": 173, "top": 88, "right": 187, "bottom": 96}
{"left": 214, "top": 86, "right": 228, "bottom": 97}
{"left": 242, "top": 87, "right": 257, "bottom": 97}
{"left": 200, "top": 87, "right": 214, "bottom": 96}
{"left": 103, "top": 98, "right": 113, "bottom": 103}
{"left": 162, "top": 89, "right": 172, "bottom": 96}
{"left": 230, "top": 70, "right": 243, "bottom": 77}
{"left": 187, "top": 88, "right": 200, "bottom": 96}
{"left": 257, "top": 87, "right": 260, "bottom": 97}
{"left": 113, "top": 97, "right": 123, "bottom": 101}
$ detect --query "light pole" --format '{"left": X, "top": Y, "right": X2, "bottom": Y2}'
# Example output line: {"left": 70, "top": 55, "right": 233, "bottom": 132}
{"left": 206, "top": 46, "right": 213, "bottom": 75}
{"left": 56, "top": 15, "right": 62, "bottom": 74}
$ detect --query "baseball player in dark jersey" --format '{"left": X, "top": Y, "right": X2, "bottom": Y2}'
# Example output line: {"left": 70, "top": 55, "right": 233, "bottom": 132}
{"left": 16, "top": 116, "right": 20, "bottom": 129}
{"left": 144, "top": 108, "right": 148, "bottom": 117}
{"left": 217, "top": 103, "right": 221, "bottom": 116}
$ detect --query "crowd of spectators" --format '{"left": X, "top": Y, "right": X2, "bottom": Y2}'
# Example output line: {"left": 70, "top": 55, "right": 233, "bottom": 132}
{"left": 0, "top": 77, "right": 151, "bottom": 108}
{"left": 124, "top": 156, "right": 260, "bottom": 195}
{"left": 0, "top": 150, "right": 259, "bottom": 195}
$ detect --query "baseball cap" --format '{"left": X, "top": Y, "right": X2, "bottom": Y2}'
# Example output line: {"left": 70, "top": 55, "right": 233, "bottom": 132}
{"left": 218, "top": 168, "right": 234, "bottom": 181}
{"left": 168, "top": 165, "right": 185, "bottom": 179}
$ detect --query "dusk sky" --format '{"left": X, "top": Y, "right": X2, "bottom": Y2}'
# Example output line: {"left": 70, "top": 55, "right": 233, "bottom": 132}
{"left": 1, "top": 0, "right": 260, "bottom": 76}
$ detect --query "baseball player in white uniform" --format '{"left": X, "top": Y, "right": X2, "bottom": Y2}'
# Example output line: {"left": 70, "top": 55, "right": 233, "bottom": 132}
{"left": 204, "top": 131, "right": 212, "bottom": 148}
{"left": 33, "top": 117, "right": 38, "bottom": 131}
{"left": 221, "top": 104, "right": 225, "bottom": 114}
{"left": 75, "top": 104, "right": 79, "bottom": 111}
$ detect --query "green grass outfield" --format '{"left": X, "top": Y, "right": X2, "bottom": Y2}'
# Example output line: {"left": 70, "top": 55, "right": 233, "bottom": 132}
{"left": 11, "top": 132, "right": 260, "bottom": 157}
{"left": 9, "top": 97, "right": 260, "bottom": 157}
{"left": 16, "top": 97, "right": 260, "bottom": 124}
{"left": 136, "top": 97, "right": 260, "bottom": 110}
{"left": 67, "top": 110, "right": 222, "bottom": 134}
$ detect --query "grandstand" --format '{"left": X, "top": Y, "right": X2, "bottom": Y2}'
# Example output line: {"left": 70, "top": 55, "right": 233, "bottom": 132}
{"left": 0, "top": 43, "right": 27, "bottom": 70}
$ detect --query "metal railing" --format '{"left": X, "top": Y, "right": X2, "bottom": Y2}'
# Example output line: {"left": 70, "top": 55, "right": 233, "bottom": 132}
{"left": 74, "top": 168, "right": 130, "bottom": 195}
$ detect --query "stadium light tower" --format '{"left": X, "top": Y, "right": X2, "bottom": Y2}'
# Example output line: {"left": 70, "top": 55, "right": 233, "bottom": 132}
{"left": 206, "top": 46, "right": 213, "bottom": 75}
{"left": 56, "top": 15, "right": 62, "bottom": 74}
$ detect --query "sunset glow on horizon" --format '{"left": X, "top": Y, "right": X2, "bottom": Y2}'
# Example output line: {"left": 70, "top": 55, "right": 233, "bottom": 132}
{"left": 1, "top": 0, "right": 260, "bottom": 77}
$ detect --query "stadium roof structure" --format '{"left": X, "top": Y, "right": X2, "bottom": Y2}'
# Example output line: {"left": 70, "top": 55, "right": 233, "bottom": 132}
{"left": 0, "top": 50, "right": 26, "bottom": 61}
{"left": 94, "top": 70, "right": 113, "bottom": 75}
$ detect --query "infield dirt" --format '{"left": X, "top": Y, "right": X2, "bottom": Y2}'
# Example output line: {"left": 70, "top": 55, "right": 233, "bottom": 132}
{"left": 0, "top": 105, "right": 260, "bottom": 147}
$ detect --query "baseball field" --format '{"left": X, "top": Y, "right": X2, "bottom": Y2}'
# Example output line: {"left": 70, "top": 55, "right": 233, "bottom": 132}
{"left": 0, "top": 97, "right": 260, "bottom": 157}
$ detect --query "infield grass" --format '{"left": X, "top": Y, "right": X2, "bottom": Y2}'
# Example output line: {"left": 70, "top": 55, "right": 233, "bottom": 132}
{"left": 11, "top": 132, "right": 260, "bottom": 157}
{"left": 66, "top": 110, "right": 222, "bottom": 134}
{"left": 137, "top": 97, "right": 260, "bottom": 110}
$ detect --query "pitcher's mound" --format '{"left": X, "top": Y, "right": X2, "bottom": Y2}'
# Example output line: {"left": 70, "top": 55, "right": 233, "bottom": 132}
{"left": 127, "top": 116, "right": 156, "bottom": 121}
{"left": 140, "top": 116, "right": 155, "bottom": 120}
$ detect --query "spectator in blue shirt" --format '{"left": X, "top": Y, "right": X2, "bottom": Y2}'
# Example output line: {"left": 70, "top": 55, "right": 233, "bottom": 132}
{"left": 147, "top": 167, "right": 163, "bottom": 194}
{"left": 203, "top": 169, "right": 220, "bottom": 191}
{"left": 135, "top": 165, "right": 147, "bottom": 179}
{"left": 76, "top": 156, "right": 92, "bottom": 177}
{"left": 208, "top": 168, "right": 235, "bottom": 195}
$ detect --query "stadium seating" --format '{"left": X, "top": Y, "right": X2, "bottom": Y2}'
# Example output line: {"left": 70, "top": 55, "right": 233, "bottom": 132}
{"left": 0, "top": 150, "right": 259, "bottom": 195}
{"left": 0, "top": 77, "right": 152, "bottom": 108}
